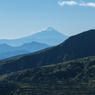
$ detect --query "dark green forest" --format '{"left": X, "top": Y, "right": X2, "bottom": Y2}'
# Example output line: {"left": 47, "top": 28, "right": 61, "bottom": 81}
{"left": 1, "top": 56, "right": 95, "bottom": 94}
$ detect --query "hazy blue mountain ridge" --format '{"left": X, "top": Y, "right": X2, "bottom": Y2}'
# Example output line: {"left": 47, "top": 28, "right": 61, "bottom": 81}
{"left": 0, "top": 50, "right": 29, "bottom": 60}
{"left": 0, "top": 41, "right": 50, "bottom": 60}
{"left": 16, "top": 41, "right": 51, "bottom": 52}
{"left": 0, "top": 27, "right": 68, "bottom": 46}
{"left": 0, "top": 43, "right": 14, "bottom": 53}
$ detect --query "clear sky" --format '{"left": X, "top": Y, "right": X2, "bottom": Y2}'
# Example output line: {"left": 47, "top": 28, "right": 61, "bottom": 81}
{"left": 0, "top": 0, "right": 95, "bottom": 39}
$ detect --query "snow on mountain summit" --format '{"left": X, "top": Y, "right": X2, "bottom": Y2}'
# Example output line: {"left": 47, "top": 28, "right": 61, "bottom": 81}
{"left": 41, "top": 27, "right": 55, "bottom": 31}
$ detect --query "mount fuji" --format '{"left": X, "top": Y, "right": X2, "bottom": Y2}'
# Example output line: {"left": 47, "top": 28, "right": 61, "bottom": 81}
{"left": 0, "top": 27, "right": 68, "bottom": 46}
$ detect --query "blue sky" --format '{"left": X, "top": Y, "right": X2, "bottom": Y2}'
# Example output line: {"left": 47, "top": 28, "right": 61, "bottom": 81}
{"left": 0, "top": 0, "right": 95, "bottom": 39}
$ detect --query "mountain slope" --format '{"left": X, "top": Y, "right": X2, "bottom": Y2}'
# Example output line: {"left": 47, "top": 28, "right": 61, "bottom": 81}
{"left": 0, "top": 41, "right": 50, "bottom": 60}
{"left": 0, "top": 50, "right": 29, "bottom": 60}
{"left": 26, "top": 27, "right": 67, "bottom": 39}
{"left": 0, "top": 56, "right": 95, "bottom": 95}
{"left": 1, "top": 56, "right": 95, "bottom": 83}
{"left": 0, "top": 44, "right": 14, "bottom": 53}
{"left": 0, "top": 27, "right": 68, "bottom": 46}
{"left": 16, "top": 41, "right": 51, "bottom": 52}
{"left": 0, "top": 29, "right": 95, "bottom": 75}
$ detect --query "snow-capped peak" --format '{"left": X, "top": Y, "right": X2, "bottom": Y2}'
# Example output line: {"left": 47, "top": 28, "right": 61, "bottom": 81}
{"left": 42, "top": 27, "right": 54, "bottom": 31}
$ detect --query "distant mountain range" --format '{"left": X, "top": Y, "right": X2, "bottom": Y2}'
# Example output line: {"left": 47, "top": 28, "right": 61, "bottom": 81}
{"left": 0, "top": 27, "right": 68, "bottom": 46}
{"left": 0, "top": 41, "right": 50, "bottom": 60}
{"left": 0, "top": 29, "right": 95, "bottom": 75}
{"left": 0, "top": 50, "right": 29, "bottom": 60}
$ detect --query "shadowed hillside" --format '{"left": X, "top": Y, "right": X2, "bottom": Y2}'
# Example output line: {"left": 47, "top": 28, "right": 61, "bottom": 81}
{"left": 0, "top": 29, "right": 95, "bottom": 75}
